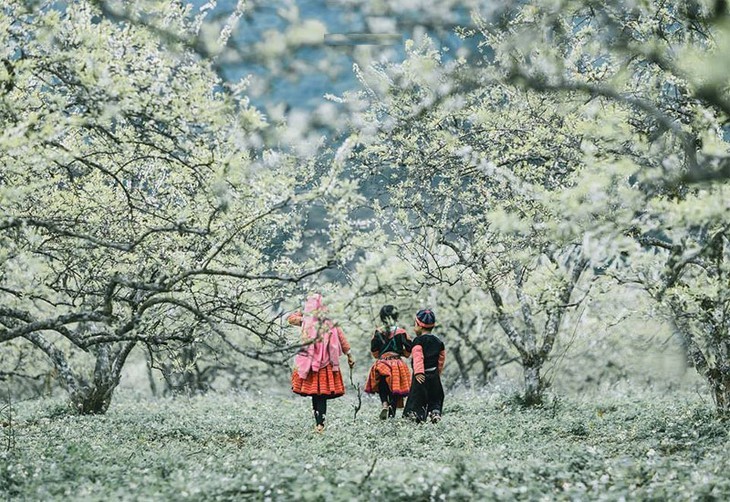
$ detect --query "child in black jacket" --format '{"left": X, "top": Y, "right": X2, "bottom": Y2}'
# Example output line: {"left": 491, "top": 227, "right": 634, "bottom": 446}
{"left": 403, "top": 309, "right": 445, "bottom": 423}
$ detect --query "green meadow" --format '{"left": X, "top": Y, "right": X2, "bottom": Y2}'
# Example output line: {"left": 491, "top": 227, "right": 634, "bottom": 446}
{"left": 3, "top": 386, "right": 728, "bottom": 501}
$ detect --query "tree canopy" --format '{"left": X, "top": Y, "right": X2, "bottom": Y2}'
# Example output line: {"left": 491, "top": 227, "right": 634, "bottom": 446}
{"left": 0, "top": 0, "right": 363, "bottom": 412}
{"left": 1, "top": 0, "right": 729, "bottom": 414}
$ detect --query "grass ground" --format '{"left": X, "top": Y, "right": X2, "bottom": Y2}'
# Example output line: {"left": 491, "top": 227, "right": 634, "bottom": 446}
{"left": 1, "top": 386, "right": 728, "bottom": 501}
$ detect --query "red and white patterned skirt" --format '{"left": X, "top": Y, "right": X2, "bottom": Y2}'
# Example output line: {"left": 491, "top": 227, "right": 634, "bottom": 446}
{"left": 365, "top": 355, "right": 411, "bottom": 399}
{"left": 291, "top": 364, "right": 345, "bottom": 397}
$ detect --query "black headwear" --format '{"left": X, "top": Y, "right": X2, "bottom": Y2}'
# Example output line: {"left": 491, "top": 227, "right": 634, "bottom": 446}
{"left": 379, "top": 305, "right": 399, "bottom": 323}
{"left": 415, "top": 309, "right": 436, "bottom": 328}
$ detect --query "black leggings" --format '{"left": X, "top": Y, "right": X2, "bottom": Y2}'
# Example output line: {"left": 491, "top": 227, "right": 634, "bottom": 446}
{"left": 403, "top": 373, "right": 444, "bottom": 422}
{"left": 378, "top": 381, "right": 397, "bottom": 417}
{"left": 311, "top": 396, "right": 327, "bottom": 426}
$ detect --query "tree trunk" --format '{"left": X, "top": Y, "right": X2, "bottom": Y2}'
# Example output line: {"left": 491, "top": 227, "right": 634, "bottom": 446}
{"left": 451, "top": 345, "right": 471, "bottom": 388}
{"left": 522, "top": 359, "right": 544, "bottom": 406}
{"left": 70, "top": 342, "right": 136, "bottom": 414}
{"left": 24, "top": 333, "right": 136, "bottom": 414}
{"left": 146, "top": 355, "right": 158, "bottom": 397}
{"left": 70, "top": 382, "right": 116, "bottom": 415}
{"left": 709, "top": 367, "right": 730, "bottom": 417}
{"left": 668, "top": 301, "right": 730, "bottom": 417}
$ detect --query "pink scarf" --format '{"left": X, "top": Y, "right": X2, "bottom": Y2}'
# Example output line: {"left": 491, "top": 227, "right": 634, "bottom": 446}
{"left": 295, "top": 294, "right": 343, "bottom": 379}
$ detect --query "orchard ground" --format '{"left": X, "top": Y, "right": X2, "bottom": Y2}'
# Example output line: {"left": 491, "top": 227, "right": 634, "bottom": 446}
{"left": 2, "top": 383, "right": 729, "bottom": 501}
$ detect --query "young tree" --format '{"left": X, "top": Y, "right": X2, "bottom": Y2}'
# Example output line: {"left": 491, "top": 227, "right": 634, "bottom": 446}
{"left": 627, "top": 201, "right": 730, "bottom": 414}
{"left": 0, "top": 1, "right": 362, "bottom": 413}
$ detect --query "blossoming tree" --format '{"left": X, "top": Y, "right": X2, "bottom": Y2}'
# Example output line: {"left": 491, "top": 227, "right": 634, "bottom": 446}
{"left": 483, "top": 0, "right": 730, "bottom": 413}
{"left": 0, "top": 0, "right": 362, "bottom": 413}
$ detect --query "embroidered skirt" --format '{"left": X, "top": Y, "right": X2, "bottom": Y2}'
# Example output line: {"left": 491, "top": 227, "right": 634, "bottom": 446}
{"left": 364, "top": 356, "right": 411, "bottom": 399}
{"left": 292, "top": 364, "right": 345, "bottom": 397}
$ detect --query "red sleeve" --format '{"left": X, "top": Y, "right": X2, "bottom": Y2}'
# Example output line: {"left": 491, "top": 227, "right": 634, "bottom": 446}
{"left": 337, "top": 328, "right": 351, "bottom": 354}
{"left": 287, "top": 311, "right": 302, "bottom": 326}
{"left": 438, "top": 349, "right": 446, "bottom": 375}
{"left": 412, "top": 345, "right": 424, "bottom": 375}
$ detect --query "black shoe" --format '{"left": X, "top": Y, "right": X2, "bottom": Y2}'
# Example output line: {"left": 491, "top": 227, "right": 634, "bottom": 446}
{"left": 430, "top": 411, "right": 441, "bottom": 424}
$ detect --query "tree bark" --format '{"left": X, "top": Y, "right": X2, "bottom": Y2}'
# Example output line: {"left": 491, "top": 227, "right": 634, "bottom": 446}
{"left": 71, "top": 383, "right": 115, "bottom": 415}
{"left": 709, "top": 369, "right": 730, "bottom": 417}
{"left": 451, "top": 345, "right": 471, "bottom": 388}
{"left": 668, "top": 299, "right": 730, "bottom": 417}
{"left": 522, "top": 358, "right": 543, "bottom": 406}
{"left": 71, "top": 342, "right": 135, "bottom": 414}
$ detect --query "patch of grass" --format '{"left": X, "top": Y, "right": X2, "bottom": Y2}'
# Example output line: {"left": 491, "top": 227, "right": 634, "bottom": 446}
{"left": 7, "top": 387, "right": 730, "bottom": 500}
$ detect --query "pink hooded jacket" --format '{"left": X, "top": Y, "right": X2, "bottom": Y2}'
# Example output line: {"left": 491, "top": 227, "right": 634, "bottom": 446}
{"left": 294, "top": 294, "right": 344, "bottom": 379}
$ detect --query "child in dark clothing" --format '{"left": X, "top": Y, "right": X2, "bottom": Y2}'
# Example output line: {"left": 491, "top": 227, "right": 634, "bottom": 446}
{"left": 364, "top": 305, "right": 412, "bottom": 419}
{"left": 403, "top": 308, "right": 445, "bottom": 424}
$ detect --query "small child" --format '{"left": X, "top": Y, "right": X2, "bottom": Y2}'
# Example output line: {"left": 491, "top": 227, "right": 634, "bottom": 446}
{"left": 403, "top": 309, "right": 445, "bottom": 423}
{"left": 364, "top": 305, "right": 412, "bottom": 419}
{"left": 289, "top": 294, "right": 355, "bottom": 432}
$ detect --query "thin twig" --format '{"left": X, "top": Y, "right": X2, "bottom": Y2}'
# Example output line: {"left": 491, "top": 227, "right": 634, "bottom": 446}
{"left": 358, "top": 458, "right": 378, "bottom": 487}
{"left": 349, "top": 365, "right": 362, "bottom": 423}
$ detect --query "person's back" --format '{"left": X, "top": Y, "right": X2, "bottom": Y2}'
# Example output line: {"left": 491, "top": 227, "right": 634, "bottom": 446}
{"left": 411, "top": 332, "right": 444, "bottom": 376}
{"left": 365, "top": 305, "right": 412, "bottom": 419}
{"left": 403, "top": 309, "right": 446, "bottom": 423}
{"left": 289, "top": 293, "right": 355, "bottom": 432}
